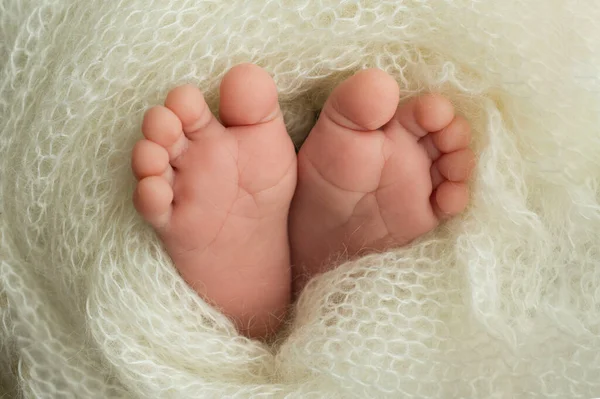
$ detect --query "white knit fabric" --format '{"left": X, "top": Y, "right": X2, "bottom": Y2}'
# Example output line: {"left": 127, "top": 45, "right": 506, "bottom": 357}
{"left": 1, "top": 0, "right": 600, "bottom": 397}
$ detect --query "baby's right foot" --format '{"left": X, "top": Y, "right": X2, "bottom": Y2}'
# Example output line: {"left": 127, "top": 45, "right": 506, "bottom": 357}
{"left": 132, "top": 64, "right": 297, "bottom": 339}
{"left": 290, "top": 69, "right": 474, "bottom": 291}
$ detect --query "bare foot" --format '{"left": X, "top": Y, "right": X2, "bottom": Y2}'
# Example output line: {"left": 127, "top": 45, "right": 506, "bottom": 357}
{"left": 132, "top": 64, "right": 297, "bottom": 339}
{"left": 289, "top": 69, "right": 474, "bottom": 291}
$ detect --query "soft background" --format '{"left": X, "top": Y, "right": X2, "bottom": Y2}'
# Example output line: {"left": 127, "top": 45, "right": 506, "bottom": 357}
{"left": 1, "top": 0, "right": 600, "bottom": 397}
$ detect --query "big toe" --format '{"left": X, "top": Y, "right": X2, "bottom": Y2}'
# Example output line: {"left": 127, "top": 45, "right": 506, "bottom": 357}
{"left": 322, "top": 68, "right": 400, "bottom": 131}
{"left": 219, "top": 63, "right": 281, "bottom": 126}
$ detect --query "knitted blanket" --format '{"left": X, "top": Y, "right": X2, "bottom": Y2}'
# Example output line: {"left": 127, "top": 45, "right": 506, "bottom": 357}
{"left": 1, "top": 0, "right": 600, "bottom": 397}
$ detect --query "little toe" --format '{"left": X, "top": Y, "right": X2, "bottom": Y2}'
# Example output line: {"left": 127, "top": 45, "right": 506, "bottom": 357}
{"left": 322, "top": 68, "right": 400, "bottom": 131}
{"left": 435, "top": 148, "right": 476, "bottom": 182}
{"left": 131, "top": 139, "right": 170, "bottom": 180}
{"left": 432, "top": 181, "right": 469, "bottom": 219}
{"left": 165, "top": 84, "right": 220, "bottom": 136}
{"left": 395, "top": 94, "right": 455, "bottom": 137}
{"left": 142, "top": 105, "right": 188, "bottom": 162}
{"left": 134, "top": 176, "right": 173, "bottom": 229}
{"left": 431, "top": 115, "right": 471, "bottom": 153}
{"left": 219, "top": 63, "right": 281, "bottom": 126}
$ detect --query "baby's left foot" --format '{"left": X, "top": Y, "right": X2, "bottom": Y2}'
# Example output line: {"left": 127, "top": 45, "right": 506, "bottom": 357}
{"left": 290, "top": 69, "right": 475, "bottom": 291}
{"left": 132, "top": 64, "right": 297, "bottom": 339}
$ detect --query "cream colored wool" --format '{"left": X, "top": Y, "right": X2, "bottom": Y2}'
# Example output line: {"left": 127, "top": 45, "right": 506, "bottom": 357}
{"left": 1, "top": 0, "right": 600, "bottom": 397}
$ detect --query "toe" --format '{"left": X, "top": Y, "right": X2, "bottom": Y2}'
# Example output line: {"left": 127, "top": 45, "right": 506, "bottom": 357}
{"left": 219, "top": 63, "right": 281, "bottom": 126}
{"left": 395, "top": 94, "right": 455, "bottom": 138}
{"left": 165, "top": 84, "right": 219, "bottom": 136}
{"left": 134, "top": 176, "right": 173, "bottom": 229}
{"left": 142, "top": 106, "right": 188, "bottom": 161}
{"left": 435, "top": 148, "right": 476, "bottom": 182}
{"left": 131, "top": 139, "right": 170, "bottom": 180}
{"left": 322, "top": 68, "right": 400, "bottom": 131}
{"left": 432, "top": 181, "right": 469, "bottom": 219}
{"left": 431, "top": 115, "right": 471, "bottom": 153}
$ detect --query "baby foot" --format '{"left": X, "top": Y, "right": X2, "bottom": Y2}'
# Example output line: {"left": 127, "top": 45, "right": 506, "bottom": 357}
{"left": 289, "top": 69, "right": 474, "bottom": 291}
{"left": 132, "top": 64, "right": 297, "bottom": 339}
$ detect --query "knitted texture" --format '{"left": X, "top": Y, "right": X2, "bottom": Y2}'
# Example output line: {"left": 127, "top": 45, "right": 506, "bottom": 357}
{"left": 1, "top": 0, "right": 600, "bottom": 397}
